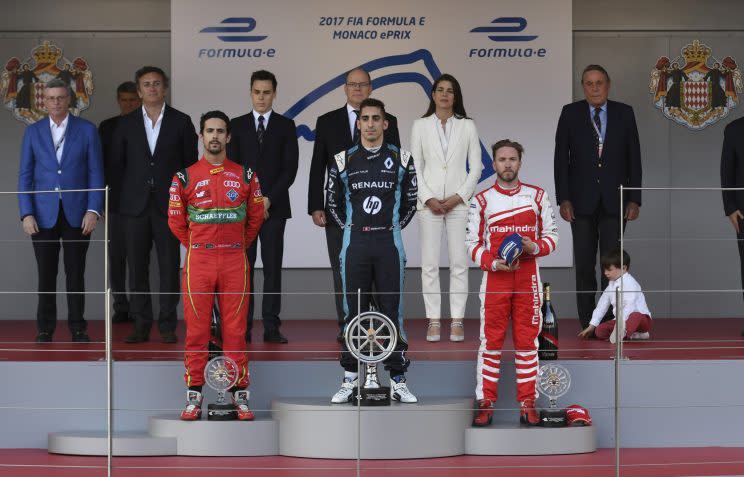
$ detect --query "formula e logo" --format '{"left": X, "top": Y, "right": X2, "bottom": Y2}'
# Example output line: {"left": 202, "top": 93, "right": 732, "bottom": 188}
{"left": 362, "top": 196, "right": 382, "bottom": 215}
{"left": 470, "top": 17, "right": 538, "bottom": 42}
{"left": 200, "top": 18, "right": 267, "bottom": 42}
{"left": 384, "top": 157, "right": 394, "bottom": 169}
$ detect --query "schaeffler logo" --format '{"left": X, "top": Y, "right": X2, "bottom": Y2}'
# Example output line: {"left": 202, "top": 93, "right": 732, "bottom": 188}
{"left": 362, "top": 196, "right": 382, "bottom": 215}
{"left": 200, "top": 18, "right": 267, "bottom": 42}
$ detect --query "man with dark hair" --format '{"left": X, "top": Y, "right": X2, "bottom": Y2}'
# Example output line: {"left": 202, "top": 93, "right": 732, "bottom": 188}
{"left": 554, "top": 63, "right": 642, "bottom": 328}
{"left": 98, "top": 81, "right": 141, "bottom": 323}
{"left": 18, "top": 78, "right": 104, "bottom": 343}
{"left": 169, "top": 110, "right": 264, "bottom": 420}
{"left": 112, "top": 66, "right": 198, "bottom": 343}
{"left": 308, "top": 67, "right": 401, "bottom": 342}
{"left": 228, "top": 70, "right": 298, "bottom": 344}
{"left": 327, "top": 98, "right": 418, "bottom": 404}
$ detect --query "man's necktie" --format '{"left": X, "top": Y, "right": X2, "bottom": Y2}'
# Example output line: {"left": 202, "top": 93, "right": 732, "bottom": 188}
{"left": 257, "top": 115, "right": 265, "bottom": 147}
{"left": 353, "top": 110, "right": 360, "bottom": 143}
{"left": 593, "top": 107, "right": 603, "bottom": 156}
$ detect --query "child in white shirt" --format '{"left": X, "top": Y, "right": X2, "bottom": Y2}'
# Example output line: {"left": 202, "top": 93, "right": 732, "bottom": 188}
{"left": 578, "top": 249, "right": 652, "bottom": 342}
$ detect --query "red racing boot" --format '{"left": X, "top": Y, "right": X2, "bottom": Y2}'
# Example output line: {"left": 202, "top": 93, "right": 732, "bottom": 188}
{"left": 520, "top": 399, "right": 540, "bottom": 426}
{"left": 233, "top": 389, "right": 255, "bottom": 421}
{"left": 472, "top": 399, "right": 493, "bottom": 427}
{"left": 179, "top": 390, "right": 203, "bottom": 421}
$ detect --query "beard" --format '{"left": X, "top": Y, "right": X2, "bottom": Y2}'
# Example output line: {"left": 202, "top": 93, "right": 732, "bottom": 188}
{"left": 497, "top": 170, "right": 518, "bottom": 183}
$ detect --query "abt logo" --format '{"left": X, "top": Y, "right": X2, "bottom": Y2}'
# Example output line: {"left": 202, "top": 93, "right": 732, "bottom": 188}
{"left": 470, "top": 17, "right": 538, "bottom": 42}
{"left": 362, "top": 196, "right": 382, "bottom": 215}
{"left": 200, "top": 17, "right": 267, "bottom": 42}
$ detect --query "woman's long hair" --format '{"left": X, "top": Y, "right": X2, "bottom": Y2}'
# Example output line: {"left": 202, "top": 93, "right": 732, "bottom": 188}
{"left": 422, "top": 73, "right": 468, "bottom": 119}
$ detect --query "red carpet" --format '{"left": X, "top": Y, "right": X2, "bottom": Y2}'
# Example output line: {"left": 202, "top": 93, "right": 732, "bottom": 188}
{"left": 0, "top": 448, "right": 743, "bottom": 476}
{"left": 0, "top": 318, "right": 742, "bottom": 362}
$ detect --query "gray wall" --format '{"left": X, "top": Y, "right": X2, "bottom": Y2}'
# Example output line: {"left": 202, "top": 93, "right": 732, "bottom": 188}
{"left": 1, "top": 1, "right": 743, "bottom": 320}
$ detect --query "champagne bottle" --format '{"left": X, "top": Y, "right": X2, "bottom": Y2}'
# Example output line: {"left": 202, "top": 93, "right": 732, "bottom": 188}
{"left": 538, "top": 282, "right": 559, "bottom": 360}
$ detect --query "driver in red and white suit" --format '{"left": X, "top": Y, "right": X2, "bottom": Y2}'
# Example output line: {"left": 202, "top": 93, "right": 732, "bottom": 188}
{"left": 465, "top": 139, "right": 558, "bottom": 427}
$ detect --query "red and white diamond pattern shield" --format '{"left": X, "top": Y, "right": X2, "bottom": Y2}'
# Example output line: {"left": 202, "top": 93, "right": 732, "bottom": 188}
{"left": 683, "top": 81, "right": 709, "bottom": 111}
{"left": 33, "top": 83, "right": 47, "bottom": 112}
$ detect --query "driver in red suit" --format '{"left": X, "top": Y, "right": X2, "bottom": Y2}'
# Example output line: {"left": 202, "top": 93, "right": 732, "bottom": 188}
{"left": 466, "top": 139, "right": 558, "bottom": 427}
{"left": 168, "top": 111, "right": 264, "bottom": 421}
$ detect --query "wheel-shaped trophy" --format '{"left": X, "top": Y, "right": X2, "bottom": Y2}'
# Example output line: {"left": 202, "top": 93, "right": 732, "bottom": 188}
{"left": 537, "top": 363, "right": 572, "bottom": 427}
{"left": 205, "top": 355, "right": 239, "bottom": 420}
{"left": 344, "top": 311, "right": 398, "bottom": 406}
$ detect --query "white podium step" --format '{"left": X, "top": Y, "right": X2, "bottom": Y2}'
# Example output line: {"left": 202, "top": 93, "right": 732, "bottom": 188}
{"left": 149, "top": 416, "right": 279, "bottom": 456}
{"left": 48, "top": 431, "right": 176, "bottom": 456}
{"left": 272, "top": 397, "right": 472, "bottom": 459}
{"left": 465, "top": 424, "right": 597, "bottom": 455}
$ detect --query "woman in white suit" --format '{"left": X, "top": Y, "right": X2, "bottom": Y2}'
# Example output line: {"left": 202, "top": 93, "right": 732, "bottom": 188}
{"left": 410, "top": 74, "right": 483, "bottom": 342}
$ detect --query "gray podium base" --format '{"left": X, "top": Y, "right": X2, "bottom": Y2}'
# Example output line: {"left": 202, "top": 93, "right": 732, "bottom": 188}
{"left": 272, "top": 397, "right": 472, "bottom": 459}
{"left": 48, "top": 431, "right": 176, "bottom": 456}
{"left": 149, "top": 416, "right": 279, "bottom": 456}
{"left": 465, "top": 424, "right": 597, "bottom": 455}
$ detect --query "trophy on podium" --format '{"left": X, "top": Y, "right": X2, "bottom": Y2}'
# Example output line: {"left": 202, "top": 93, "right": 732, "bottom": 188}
{"left": 537, "top": 363, "right": 571, "bottom": 427}
{"left": 344, "top": 311, "right": 398, "bottom": 406}
{"left": 205, "top": 355, "right": 239, "bottom": 420}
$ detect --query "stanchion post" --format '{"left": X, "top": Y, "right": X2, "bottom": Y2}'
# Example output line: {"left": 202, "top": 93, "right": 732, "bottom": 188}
{"left": 615, "top": 185, "right": 624, "bottom": 477}
{"left": 356, "top": 287, "right": 361, "bottom": 477}
{"left": 104, "top": 186, "right": 112, "bottom": 477}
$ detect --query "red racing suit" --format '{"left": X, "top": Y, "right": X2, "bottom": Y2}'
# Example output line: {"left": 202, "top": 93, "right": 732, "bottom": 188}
{"left": 168, "top": 158, "right": 264, "bottom": 389}
{"left": 465, "top": 181, "right": 558, "bottom": 403}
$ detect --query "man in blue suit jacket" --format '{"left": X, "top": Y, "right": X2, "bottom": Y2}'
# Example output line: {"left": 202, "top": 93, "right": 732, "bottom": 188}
{"left": 17, "top": 78, "right": 104, "bottom": 343}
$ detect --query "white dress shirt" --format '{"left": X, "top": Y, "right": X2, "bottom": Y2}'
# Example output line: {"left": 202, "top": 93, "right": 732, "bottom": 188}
{"left": 49, "top": 114, "right": 69, "bottom": 163}
{"left": 435, "top": 115, "right": 454, "bottom": 157}
{"left": 590, "top": 272, "right": 652, "bottom": 327}
{"left": 143, "top": 103, "right": 165, "bottom": 155}
{"left": 252, "top": 109, "right": 272, "bottom": 129}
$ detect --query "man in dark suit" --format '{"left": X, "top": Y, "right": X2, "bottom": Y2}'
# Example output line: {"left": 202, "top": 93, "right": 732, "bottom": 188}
{"left": 98, "top": 81, "right": 141, "bottom": 323}
{"left": 554, "top": 64, "right": 642, "bottom": 328}
{"left": 112, "top": 66, "right": 198, "bottom": 343}
{"left": 18, "top": 78, "right": 104, "bottom": 343}
{"left": 307, "top": 67, "right": 400, "bottom": 341}
{"left": 720, "top": 116, "right": 744, "bottom": 336}
{"left": 228, "top": 70, "right": 298, "bottom": 344}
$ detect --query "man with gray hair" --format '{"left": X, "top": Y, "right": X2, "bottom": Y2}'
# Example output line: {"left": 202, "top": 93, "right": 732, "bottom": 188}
{"left": 18, "top": 78, "right": 104, "bottom": 342}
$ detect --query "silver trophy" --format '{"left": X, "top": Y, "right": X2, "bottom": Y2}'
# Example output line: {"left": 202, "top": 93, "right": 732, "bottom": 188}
{"left": 537, "top": 363, "right": 572, "bottom": 427}
{"left": 344, "top": 311, "right": 398, "bottom": 405}
{"left": 205, "top": 355, "right": 239, "bottom": 420}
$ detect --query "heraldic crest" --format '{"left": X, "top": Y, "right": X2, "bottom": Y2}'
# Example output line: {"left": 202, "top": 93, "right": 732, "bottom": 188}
{"left": 650, "top": 40, "right": 742, "bottom": 130}
{"left": 0, "top": 41, "right": 94, "bottom": 125}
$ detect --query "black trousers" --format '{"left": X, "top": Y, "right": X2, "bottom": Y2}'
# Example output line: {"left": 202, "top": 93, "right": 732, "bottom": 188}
{"left": 108, "top": 211, "right": 129, "bottom": 314}
{"left": 32, "top": 205, "right": 90, "bottom": 335}
{"left": 571, "top": 207, "right": 625, "bottom": 328}
{"left": 123, "top": 202, "right": 180, "bottom": 333}
{"left": 736, "top": 218, "right": 744, "bottom": 302}
{"left": 247, "top": 216, "right": 286, "bottom": 335}
{"left": 325, "top": 223, "right": 346, "bottom": 327}
{"left": 339, "top": 231, "right": 409, "bottom": 377}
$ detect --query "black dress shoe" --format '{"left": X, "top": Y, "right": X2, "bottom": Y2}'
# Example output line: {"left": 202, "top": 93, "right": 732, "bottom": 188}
{"left": 160, "top": 331, "right": 178, "bottom": 344}
{"left": 124, "top": 330, "right": 150, "bottom": 343}
{"left": 263, "top": 329, "right": 288, "bottom": 344}
{"left": 112, "top": 311, "right": 132, "bottom": 323}
{"left": 337, "top": 329, "right": 344, "bottom": 343}
{"left": 72, "top": 331, "right": 91, "bottom": 343}
{"left": 36, "top": 332, "right": 52, "bottom": 343}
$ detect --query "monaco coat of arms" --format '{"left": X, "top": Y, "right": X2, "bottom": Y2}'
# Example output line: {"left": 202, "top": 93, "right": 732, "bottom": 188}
{"left": 0, "top": 41, "right": 93, "bottom": 125}
{"left": 650, "top": 40, "right": 742, "bottom": 130}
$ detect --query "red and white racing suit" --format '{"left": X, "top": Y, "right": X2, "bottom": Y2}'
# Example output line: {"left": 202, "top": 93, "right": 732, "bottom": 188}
{"left": 465, "top": 181, "right": 558, "bottom": 403}
{"left": 168, "top": 158, "right": 264, "bottom": 389}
